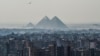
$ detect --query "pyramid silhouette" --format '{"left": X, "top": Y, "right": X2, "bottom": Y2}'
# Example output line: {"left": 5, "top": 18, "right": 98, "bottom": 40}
{"left": 35, "top": 16, "right": 51, "bottom": 28}
{"left": 27, "top": 22, "right": 34, "bottom": 27}
{"left": 50, "top": 16, "right": 67, "bottom": 28}
{"left": 35, "top": 16, "right": 67, "bottom": 29}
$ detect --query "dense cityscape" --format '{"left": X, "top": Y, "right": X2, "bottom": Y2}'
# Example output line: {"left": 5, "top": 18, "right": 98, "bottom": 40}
{"left": 0, "top": 0, "right": 99, "bottom": 56}
{"left": 0, "top": 29, "right": 100, "bottom": 56}
{"left": 0, "top": 16, "right": 100, "bottom": 56}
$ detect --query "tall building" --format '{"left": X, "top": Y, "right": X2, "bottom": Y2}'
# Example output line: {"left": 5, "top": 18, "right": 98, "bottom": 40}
{"left": 89, "top": 40, "right": 96, "bottom": 56}
{"left": 66, "top": 45, "right": 72, "bottom": 56}
{"left": 56, "top": 45, "right": 64, "bottom": 56}
{"left": 56, "top": 40, "right": 64, "bottom": 56}
{"left": 48, "top": 42, "right": 56, "bottom": 56}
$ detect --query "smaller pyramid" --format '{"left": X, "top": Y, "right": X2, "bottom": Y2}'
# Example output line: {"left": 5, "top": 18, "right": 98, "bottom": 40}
{"left": 26, "top": 22, "right": 34, "bottom": 27}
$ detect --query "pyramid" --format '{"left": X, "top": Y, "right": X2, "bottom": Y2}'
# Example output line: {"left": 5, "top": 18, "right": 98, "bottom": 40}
{"left": 35, "top": 16, "right": 51, "bottom": 28}
{"left": 35, "top": 16, "right": 67, "bottom": 29}
{"left": 50, "top": 16, "right": 67, "bottom": 28}
{"left": 26, "top": 22, "right": 34, "bottom": 27}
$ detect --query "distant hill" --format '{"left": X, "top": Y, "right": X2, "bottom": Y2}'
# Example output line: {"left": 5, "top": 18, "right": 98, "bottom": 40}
{"left": 35, "top": 16, "right": 67, "bottom": 29}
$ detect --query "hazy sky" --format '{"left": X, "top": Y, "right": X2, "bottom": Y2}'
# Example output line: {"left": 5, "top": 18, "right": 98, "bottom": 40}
{"left": 0, "top": 0, "right": 100, "bottom": 25}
